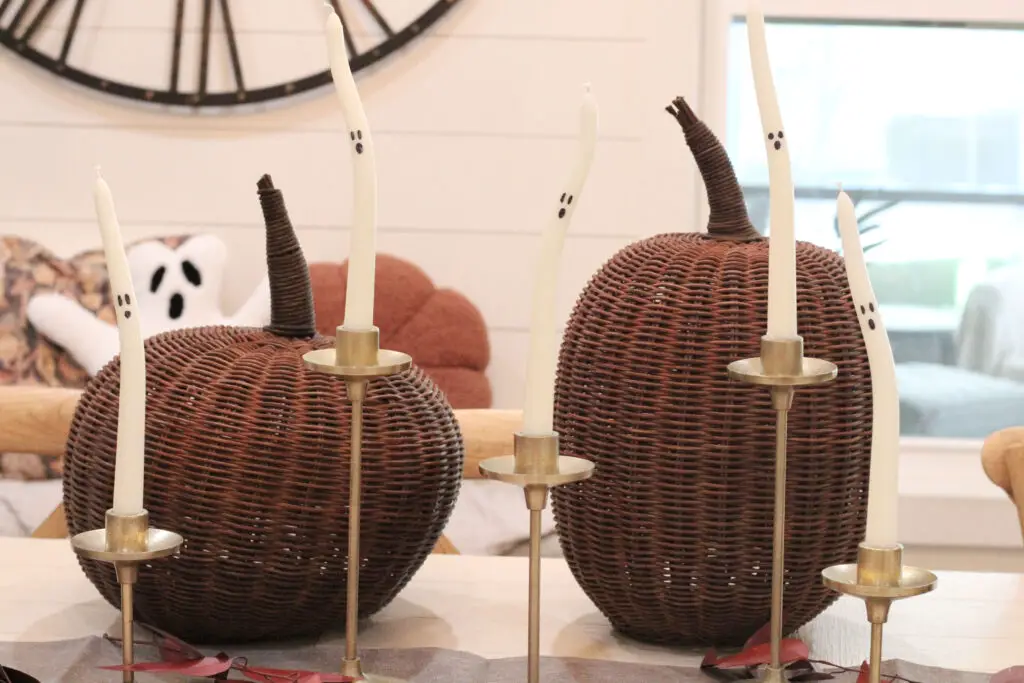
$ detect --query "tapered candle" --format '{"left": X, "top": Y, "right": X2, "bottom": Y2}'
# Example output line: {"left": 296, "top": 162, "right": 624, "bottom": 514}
{"left": 324, "top": 6, "right": 378, "bottom": 330}
{"left": 837, "top": 190, "right": 899, "bottom": 548}
{"left": 747, "top": 0, "right": 797, "bottom": 339}
{"left": 522, "top": 85, "right": 599, "bottom": 435}
{"left": 94, "top": 169, "right": 146, "bottom": 516}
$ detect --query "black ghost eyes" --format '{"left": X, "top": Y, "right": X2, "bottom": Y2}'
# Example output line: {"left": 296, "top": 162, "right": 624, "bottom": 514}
{"left": 350, "top": 130, "right": 364, "bottom": 154}
{"left": 767, "top": 130, "right": 784, "bottom": 150}
{"left": 181, "top": 260, "right": 202, "bottom": 286}
{"left": 859, "top": 301, "right": 877, "bottom": 330}
{"left": 150, "top": 266, "right": 166, "bottom": 293}
{"left": 115, "top": 293, "right": 132, "bottom": 319}
{"left": 558, "top": 192, "right": 574, "bottom": 219}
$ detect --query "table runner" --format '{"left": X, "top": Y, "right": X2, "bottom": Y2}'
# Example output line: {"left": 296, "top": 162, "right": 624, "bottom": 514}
{"left": 0, "top": 638, "right": 992, "bottom": 683}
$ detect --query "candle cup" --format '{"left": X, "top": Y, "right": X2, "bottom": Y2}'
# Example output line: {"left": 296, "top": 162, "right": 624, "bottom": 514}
{"left": 822, "top": 544, "right": 937, "bottom": 683}
{"left": 70, "top": 510, "right": 183, "bottom": 683}
{"left": 478, "top": 433, "right": 594, "bottom": 683}
{"left": 303, "top": 326, "right": 411, "bottom": 682}
{"left": 727, "top": 336, "right": 837, "bottom": 682}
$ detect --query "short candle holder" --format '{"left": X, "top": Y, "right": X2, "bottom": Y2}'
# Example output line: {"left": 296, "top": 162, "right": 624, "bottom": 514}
{"left": 479, "top": 432, "right": 594, "bottom": 683}
{"left": 822, "top": 544, "right": 937, "bottom": 683}
{"left": 304, "top": 326, "right": 412, "bottom": 682}
{"left": 70, "top": 510, "right": 183, "bottom": 683}
{"left": 728, "top": 336, "right": 838, "bottom": 683}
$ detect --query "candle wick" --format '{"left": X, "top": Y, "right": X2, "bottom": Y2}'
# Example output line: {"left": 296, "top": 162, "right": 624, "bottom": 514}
{"left": 582, "top": 82, "right": 592, "bottom": 94}
{"left": 95, "top": 165, "right": 103, "bottom": 179}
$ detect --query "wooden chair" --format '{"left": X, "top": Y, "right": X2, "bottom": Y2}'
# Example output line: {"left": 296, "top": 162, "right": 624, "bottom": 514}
{"left": 981, "top": 427, "right": 1024, "bottom": 542}
{"left": 0, "top": 386, "right": 522, "bottom": 553}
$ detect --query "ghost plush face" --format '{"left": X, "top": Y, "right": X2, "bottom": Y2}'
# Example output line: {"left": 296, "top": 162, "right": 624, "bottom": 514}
{"left": 26, "top": 234, "right": 270, "bottom": 375}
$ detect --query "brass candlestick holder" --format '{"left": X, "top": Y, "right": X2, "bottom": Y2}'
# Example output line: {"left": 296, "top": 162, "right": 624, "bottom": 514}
{"left": 822, "top": 544, "right": 937, "bottom": 683}
{"left": 70, "top": 510, "right": 183, "bottom": 683}
{"left": 479, "top": 432, "right": 594, "bottom": 683}
{"left": 304, "top": 326, "right": 412, "bottom": 682}
{"left": 728, "top": 336, "right": 837, "bottom": 683}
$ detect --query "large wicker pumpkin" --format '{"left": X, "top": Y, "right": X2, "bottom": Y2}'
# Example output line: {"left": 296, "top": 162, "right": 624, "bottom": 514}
{"left": 551, "top": 98, "right": 873, "bottom": 646}
{"left": 63, "top": 176, "right": 464, "bottom": 644}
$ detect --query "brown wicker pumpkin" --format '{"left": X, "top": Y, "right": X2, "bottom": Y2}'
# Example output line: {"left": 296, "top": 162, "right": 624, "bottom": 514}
{"left": 551, "top": 98, "right": 873, "bottom": 646}
{"left": 63, "top": 176, "right": 464, "bottom": 644}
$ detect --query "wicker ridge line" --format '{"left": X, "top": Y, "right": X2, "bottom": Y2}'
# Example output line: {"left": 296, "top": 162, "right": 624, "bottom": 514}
{"left": 63, "top": 175, "right": 465, "bottom": 644}
{"left": 551, "top": 98, "right": 872, "bottom": 647}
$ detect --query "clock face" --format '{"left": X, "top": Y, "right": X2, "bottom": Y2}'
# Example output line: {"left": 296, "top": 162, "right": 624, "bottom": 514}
{"left": 0, "top": 0, "right": 460, "bottom": 108}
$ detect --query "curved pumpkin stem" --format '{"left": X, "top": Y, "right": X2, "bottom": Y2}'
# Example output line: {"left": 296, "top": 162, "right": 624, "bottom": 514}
{"left": 666, "top": 96, "right": 761, "bottom": 241}
{"left": 257, "top": 174, "right": 317, "bottom": 338}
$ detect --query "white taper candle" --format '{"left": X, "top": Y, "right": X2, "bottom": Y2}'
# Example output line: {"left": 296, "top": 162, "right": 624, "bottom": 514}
{"left": 94, "top": 169, "right": 146, "bottom": 516}
{"left": 837, "top": 190, "right": 900, "bottom": 548}
{"left": 521, "top": 85, "right": 599, "bottom": 435}
{"left": 747, "top": 0, "right": 798, "bottom": 339}
{"left": 324, "top": 6, "right": 378, "bottom": 330}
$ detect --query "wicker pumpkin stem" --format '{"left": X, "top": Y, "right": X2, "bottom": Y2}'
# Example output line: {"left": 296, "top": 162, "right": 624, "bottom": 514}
{"left": 666, "top": 96, "right": 760, "bottom": 242}
{"left": 257, "top": 174, "right": 316, "bottom": 338}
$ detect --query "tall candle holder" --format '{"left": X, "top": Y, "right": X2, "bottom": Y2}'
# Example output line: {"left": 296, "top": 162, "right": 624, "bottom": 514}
{"left": 479, "top": 433, "right": 594, "bottom": 683}
{"left": 304, "top": 326, "right": 412, "bottom": 682}
{"left": 728, "top": 337, "right": 837, "bottom": 683}
{"left": 70, "top": 510, "right": 183, "bottom": 683}
{"left": 822, "top": 545, "right": 937, "bottom": 683}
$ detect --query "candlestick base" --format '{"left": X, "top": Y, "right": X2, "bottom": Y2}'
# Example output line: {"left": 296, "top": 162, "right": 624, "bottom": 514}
{"left": 302, "top": 326, "right": 413, "bottom": 680}
{"left": 70, "top": 510, "right": 183, "bottom": 683}
{"left": 822, "top": 544, "right": 936, "bottom": 683}
{"left": 728, "top": 336, "right": 838, "bottom": 682}
{"left": 479, "top": 433, "right": 594, "bottom": 683}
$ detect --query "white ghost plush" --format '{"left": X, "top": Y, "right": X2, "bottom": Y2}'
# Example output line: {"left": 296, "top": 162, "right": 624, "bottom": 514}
{"left": 27, "top": 234, "right": 270, "bottom": 376}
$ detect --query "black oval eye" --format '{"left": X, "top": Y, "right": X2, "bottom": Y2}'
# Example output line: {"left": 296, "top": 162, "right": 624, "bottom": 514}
{"left": 567, "top": 195, "right": 573, "bottom": 205}
{"left": 860, "top": 305, "right": 865, "bottom": 314}
{"left": 125, "top": 294, "right": 131, "bottom": 305}
{"left": 117, "top": 294, "right": 123, "bottom": 306}
{"left": 778, "top": 131, "right": 784, "bottom": 139}
{"left": 350, "top": 131, "right": 355, "bottom": 140}
{"left": 869, "top": 302, "right": 875, "bottom": 312}
{"left": 181, "top": 260, "right": 202, "bottom": 286}
{"left": 768, "top": 133, "right": 774, "bottom": 140}
{"left": 560, "top": 192, "right": 566, "bottom": 202}
{"left": 150, "top": 266, "right": 166, "bottom": 293}
{"left": 357, "top": 130, "right": 363, "bottom": 140}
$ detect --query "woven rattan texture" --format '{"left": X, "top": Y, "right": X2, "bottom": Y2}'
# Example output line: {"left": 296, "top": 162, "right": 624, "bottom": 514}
{"left": 551, "top": 234, "right": 872, "bottom": 646}
{"left": 62, "top": 176, "right": 465, "bottom": 644}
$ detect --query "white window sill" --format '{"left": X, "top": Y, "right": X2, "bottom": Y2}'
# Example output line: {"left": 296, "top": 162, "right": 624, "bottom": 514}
{"left": 899, "top": 437, "right": 1021, "bottom": 551}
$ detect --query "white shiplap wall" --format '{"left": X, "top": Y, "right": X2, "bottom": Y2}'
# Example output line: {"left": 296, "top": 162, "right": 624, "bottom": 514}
{"left": 0, "top": 0, "right": 704, "bottom": 408}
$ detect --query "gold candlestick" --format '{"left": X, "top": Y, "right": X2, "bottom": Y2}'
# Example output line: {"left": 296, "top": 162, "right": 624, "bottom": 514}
{"left": 822, "top": 544, "right": 937, "bottom": 683}
{"left": 479, "top": 433, "right": 594, "bottom": 683}
{"left": 70, "top": 510, "right": 183, "bottom": 683}
{"left": 304, "top": 326, "right": 411, "bottom": 682}
{"left": 728, "top": 336, "right": 837, "bottom": 683}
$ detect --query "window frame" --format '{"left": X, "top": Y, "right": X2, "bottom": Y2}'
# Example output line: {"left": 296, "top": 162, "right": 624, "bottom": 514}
{"left": 696, "top": 0, "right": 1024, "bottom": 460}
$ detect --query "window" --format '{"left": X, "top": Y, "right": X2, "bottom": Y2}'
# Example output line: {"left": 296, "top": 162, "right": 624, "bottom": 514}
{"left": 706, "top": 2, "right": 1024, "bottom": 440}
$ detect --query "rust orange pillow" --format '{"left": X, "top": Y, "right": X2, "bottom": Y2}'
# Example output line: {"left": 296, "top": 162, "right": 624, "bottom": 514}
{"left": 309, "top": 254, "right": 492, "bottom": 408}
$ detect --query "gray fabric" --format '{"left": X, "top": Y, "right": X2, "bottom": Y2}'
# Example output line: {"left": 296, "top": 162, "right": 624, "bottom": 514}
{"left": 0, "top": 637, "right": 994, "bottom": 683}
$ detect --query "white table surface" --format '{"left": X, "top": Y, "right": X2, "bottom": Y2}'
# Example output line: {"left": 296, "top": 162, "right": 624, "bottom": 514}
{"left": 1, "top": 539, "right": 1021, "bottom": 674}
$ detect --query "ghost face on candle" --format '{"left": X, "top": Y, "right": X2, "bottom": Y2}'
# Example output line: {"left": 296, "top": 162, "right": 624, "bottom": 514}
{"left": 557, "top": 192, "right": 575, "bottom": 220}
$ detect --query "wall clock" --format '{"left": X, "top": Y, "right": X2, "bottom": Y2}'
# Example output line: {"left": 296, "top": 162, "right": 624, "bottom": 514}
{"left": 0, "top": 0, "right": 460, "bottom": 107}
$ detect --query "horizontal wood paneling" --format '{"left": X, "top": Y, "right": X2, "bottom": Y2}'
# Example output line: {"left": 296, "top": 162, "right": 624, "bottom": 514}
{"left": 0, "top": 0, "right": 704, "bottom": 409}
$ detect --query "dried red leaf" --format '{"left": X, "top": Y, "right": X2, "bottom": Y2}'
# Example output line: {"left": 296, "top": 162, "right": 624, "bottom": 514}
{"left": 992, "top": 667, "right": 1024, "bottom": 683}
{"left": 242, "top": 665, "right": 356, "bottom": 683}
{"left": 744, "top": 622, "right": 772, "bottom": 650}
{"left": 701, "top": 648, "right": 720, "bottom": 668}
{"left": 855, "top": 661, "right": 869, "bottom": 683}
{"left": 709, "top": 640, "right": 810, "bottom": 668}
{"left": 101, "top": 654, "right": 235, "bottom": 677}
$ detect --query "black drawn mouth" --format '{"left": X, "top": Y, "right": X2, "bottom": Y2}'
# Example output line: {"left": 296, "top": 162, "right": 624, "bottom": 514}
{"left": 169, "top": 293, "right": 185, "bottom": 320}
{"left": 355, "top": 143, "right": 364, "bottom": 154}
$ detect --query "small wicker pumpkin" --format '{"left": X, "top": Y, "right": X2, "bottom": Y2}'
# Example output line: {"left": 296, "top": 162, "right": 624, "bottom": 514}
{"left": 551, "top": 98, "right": 873, "bottom": 646}
{"left": 63, "top": 176, "right": 464, "bottom": 644}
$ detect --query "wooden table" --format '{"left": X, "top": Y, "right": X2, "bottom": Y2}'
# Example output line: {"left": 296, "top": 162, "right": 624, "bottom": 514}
{"left": 1, "top": 539, "right": 1020, "bottom": 674}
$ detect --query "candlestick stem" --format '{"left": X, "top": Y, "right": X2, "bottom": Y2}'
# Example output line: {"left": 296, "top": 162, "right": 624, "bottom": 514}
{"left": 527, "top": 503, "right": 543, "bottom": 683}
{"left": 342, "top": 378, "right": 367, "bottom": 674}
{"left": 70, "top": 510, "right": 183, "bottom": 683}
{"left": 303, "top": 327, "right": 412, "bottom": 683}
{"left": 480, "top": 434, "right": 595, "bottom": 683}
{"left": 728, "top": 337, "right": 837, "bottom": 683}
{"left": 868, "top": 622, "right": 883, "bottom": 683}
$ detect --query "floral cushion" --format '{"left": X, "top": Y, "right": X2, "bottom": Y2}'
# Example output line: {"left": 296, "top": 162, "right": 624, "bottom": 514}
{"left": 0, "top": 235, "right": 189, "bottom": 479}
